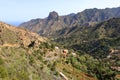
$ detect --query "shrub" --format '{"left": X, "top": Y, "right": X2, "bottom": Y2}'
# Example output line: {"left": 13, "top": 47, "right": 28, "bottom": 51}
{"left": 0, "top": 66, "right": 8, "bottom": 78}
{"left": 29, "top": 55, "right": 35, "bottom": 64}
{"left": 0, "top": 57, "right": 4, "bottom": 65}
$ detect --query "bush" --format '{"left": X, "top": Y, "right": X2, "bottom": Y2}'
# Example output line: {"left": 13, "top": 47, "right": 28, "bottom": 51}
{"left": 16, "top": 71, "right": 29, "bottom": 80}
{"left": 38, "top": 55, "right": 43, "bottom": 61}
{"left": 0, "top": 57, "right": 4, "bottom": 65}
{"left": 29, "top": 55, "right": 35, "bottom": 64}
{"left": 0, "top": 66, "right": 8, "bottom": 78}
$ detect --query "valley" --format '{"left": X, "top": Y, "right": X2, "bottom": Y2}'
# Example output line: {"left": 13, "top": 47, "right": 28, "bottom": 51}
{"left": 0, "top": 7, "right": 120, "bottom": 80}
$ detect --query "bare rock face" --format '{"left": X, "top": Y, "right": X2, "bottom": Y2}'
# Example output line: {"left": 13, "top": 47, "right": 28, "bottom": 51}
{"left": 0, "top": 21, "right": 46, "bottom": 47}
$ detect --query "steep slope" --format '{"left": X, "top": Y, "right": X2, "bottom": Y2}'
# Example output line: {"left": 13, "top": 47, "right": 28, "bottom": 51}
{"left": 19, "top": 7, "right": 120, "bottom": 37}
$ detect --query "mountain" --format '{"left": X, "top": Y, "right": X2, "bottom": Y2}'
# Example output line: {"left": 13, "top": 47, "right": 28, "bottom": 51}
{"left": 19, "top": 7, "right": 120, "bottom": 37}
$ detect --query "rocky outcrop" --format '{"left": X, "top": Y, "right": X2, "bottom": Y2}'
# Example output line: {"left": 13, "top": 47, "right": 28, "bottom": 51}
{"left": 48, "top": 11, "right": 59, "bottom": 21}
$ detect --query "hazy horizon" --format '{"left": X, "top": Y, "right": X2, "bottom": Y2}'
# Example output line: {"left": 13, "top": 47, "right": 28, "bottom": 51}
{"left": 7, "top": 22, "right": 22, "bottom": 26}
{"left": 0, "top": 0, "right": 120, "bottom": 25}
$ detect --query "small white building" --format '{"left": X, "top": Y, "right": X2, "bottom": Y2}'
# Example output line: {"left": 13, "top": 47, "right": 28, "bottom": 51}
{"left": 72, "top": 52, "right": 76, "bottom": 56}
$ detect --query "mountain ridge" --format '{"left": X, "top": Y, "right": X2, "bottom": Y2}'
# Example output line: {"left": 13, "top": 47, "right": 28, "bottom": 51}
{"left": 19, "top": 7, "right": 120, "bottom": 37}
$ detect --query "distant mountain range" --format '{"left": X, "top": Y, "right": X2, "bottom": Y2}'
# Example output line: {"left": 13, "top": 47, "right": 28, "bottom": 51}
{"left": 19, "top": 7, "right": 120, "bottom": 37}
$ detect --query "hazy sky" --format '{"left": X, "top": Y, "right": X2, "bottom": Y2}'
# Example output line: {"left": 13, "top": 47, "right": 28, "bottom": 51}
{"left": 0, "top": 0, "right": 120, "bottom": 23}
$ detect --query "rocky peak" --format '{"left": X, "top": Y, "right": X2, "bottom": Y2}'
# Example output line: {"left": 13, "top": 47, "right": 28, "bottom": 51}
{"left": 48, "top": 11, "right": 59, "bottom": 21}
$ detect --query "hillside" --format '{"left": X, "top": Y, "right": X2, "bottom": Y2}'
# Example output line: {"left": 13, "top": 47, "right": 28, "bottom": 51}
{"left": 54, "top": 18, "right": 120, "bottom": 80}
{"left": 0, "top": 21, "right": 46, "bottom": 47}
{"left": 1, "top": 21, "right": 120, "bottom": 80}
{"left": 0, "top": 22, "right": 100, "bottom": 80}
{"left": 55, "top": 18, "right": 120, "bottom": 58}
{"left": 19, "top": 7, "right": 120, "bottom": 37}
{"left": 0, "top": 22, "right": 55, "bottom": 80}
